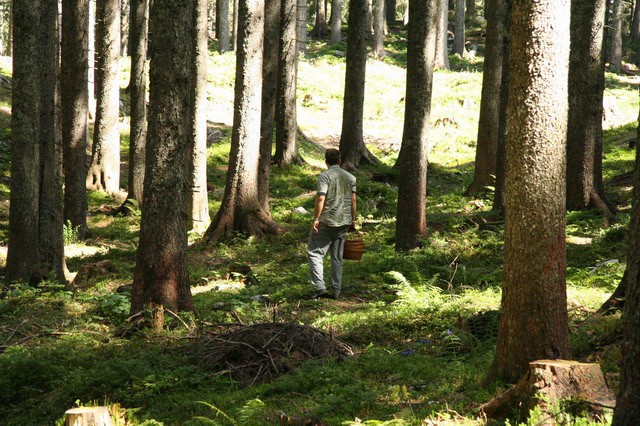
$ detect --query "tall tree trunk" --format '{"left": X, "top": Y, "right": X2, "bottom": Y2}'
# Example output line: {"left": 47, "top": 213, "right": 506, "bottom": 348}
{"left": 87, "top": 0, "right": 121, "bottom": 195}
{"left": 131, "top": 0, "right": 195, "bottom": 330}
{"left": 606, "top": 0, "right": 623, "bottom": 72}
{"left": 39, "top": 0, "right": 68, "bottom": 283}
{"left": 62, "top": 0, "right": 90, "bottom": 239}
{"left": 232, "top": 0, "right": 238, "bottom": 50}
{"left": 567, "top": 0, "right": 613, "bottom": 222}
{"left": 492, "top": 0, "right": 511, "bottom": 213}
{"left": 612, "top": 126, "right": 640, "bottom": 426}
{"left": 125, "top": 0, "right": 148, "bottom": 205}
{"left": 219, "top": 0, "right": 230, "bottom": 52}
{"left": 7, "top": 1, "right": 42, "bottom": 283}
{"left": 487, "top": 0, "right": 571, "bottom": 384}
{"left": 385, "top": 0, "right": 396, "bottom": 23}
{"left": 208, "top": 0, "right": 215, "bottom": 39}
{"left": 434, "top": 0, "right": 449, "bottom": 70}
{"left": 395, "top": 0, "right": 437, "bottom": 251}
{"left": 466, "top": 0, "right": 508, "bottom": 195}
{"left": 120, "top": 0, "right": 129, "bottom": 56}
{"left": 274, "top": 0, "right": 305, "bottom": 166}
{"left": 310, "top": 0, "right": 330, "bottom": 38}
{"left": 202, "top": 0, "right": 279, "bottom": 243}
{"left": 7, "top": 2, "right": 12, "bottom": 57}
{"left": 189, "top": 0, "right": 211, "bottom": 233}
{"left": 339, "top": 0, "right": 377, "bottom": 170}
{"left": 466, "top": 0, "right": 475, "bottom": 18}
{"left": 329, "top": 0, "right": 342, "bottom": 43}
{"left": 88, "top": 0, "right": 96, "bottom": 120}
{"left": 297, "top": 0, "right": 307, "bottom": 55}
{"left": 259, "top": 0, "right": 281, "bottom": 211}
{"left": 454, "top": 0, "right": 466, "bottom": 57}
{"left": 632, "top": 0, "right": 640, "bottom": 41}
{"left": 372, "top": 0, "right": 386, "bottom": 57}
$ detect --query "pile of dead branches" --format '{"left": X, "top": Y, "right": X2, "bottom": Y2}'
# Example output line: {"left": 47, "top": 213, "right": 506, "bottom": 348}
{"left": 184, "top": 322, "right": 354, "bottom": 386}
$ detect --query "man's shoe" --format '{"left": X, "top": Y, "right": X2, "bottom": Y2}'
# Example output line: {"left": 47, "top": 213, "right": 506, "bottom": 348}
{"left": 332, "top": 292, "right": 341, "bottom": 300}
{"left": 310, "top": 290, "right": 329, "bottom": 299}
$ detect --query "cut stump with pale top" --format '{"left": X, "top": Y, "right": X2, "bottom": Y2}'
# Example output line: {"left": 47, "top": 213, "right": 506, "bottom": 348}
{"left": 65, "top": 406, "right": 113, "bottom": 426}
{"left": 480, "top": 359, "right": 615, "bottom": 420}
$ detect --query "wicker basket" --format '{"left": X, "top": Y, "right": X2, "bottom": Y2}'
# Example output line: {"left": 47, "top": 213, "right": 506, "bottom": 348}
{"left": 343, "top": 231, "right": 365, "bottom": 261}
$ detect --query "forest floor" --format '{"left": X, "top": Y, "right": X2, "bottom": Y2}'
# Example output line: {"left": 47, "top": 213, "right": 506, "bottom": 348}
{"left": 0, "top": 33, "right": 639, "bottom": 425}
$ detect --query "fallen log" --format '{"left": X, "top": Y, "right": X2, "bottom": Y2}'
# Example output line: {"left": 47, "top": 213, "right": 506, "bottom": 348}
{"left": 480, "top": 360, "right": 615, "bottom": 421}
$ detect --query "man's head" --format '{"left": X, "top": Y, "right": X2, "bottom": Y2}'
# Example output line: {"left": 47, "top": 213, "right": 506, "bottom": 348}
{"left": 325, "top": 148, "right": 341, "bottom": 166}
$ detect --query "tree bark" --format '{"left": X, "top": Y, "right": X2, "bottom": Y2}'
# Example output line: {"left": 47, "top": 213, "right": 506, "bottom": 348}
{"left": 274, "top": 0, "right": 305, "bottom": 166}
{"left": 232, "top": 0, "right": 238, "bottom": 51}
{"left": 297, "top": 0, "right": 307, "bottom": 55}
{"left": 62, "top": 0, "right": 90, "bottom": 239}
{"left": 189, "top": 0, "right": 211, "bottom": 233}
{"left": 88, "top": 0, "right": 96, "bottom": 120}
{"left": 386, "top": 0, "right": 396, "bottom": 23}
{"left": 492, "top": 0, "right": 511, "bottom": 213}
{"left": 395, "top": 0, "right": 437, "bottom": 251}
{"left": 130, "top": 0, "right": 195, "bottom": 325}
{"left": 372, "top": 0, "right": 386, "bottom": 57}
{"left": 606, "top": 0, "right": 623, "bottom": 72}
{"left": 466, "top": 0, "right": 508, "bottom": 195}
{"left": 434, "top": 0, "right": 449, "bottom": 70}
{"left": 567, "top": 0, "right": 613, "bottom": 221}
{"left": 7, "top": 1, "right": 43, "bottom": 284}
{"left": 339, "top": 0, "right": 377, "bottom": 170}
{"left": 259, "top": 0, "right": 281, "bottom": 211}
{"left": 466, "top": 0, "right": 475, "bottom": 18}
{"left": 612, "top": 133, "right": 640, "bottom": 425}
{"left": 453, "top": 0, "right": 466, "bottom": 57}
{"left": 219, "top": 0, "right": 230, "bottom": 52}
{"left": 632, "top": 0, "right": 640, "bottom": 41}
{"left": 87, "top": 0, "right": 121, "bottom": 195}
{"left": 487, "top": 0, "right": 571, "bottom": 384}
{"left": 124, "top": 0, "right": 148, "bottom": 205}
{"left": 202, "top": 0, "right": 279, "bottom": 243}
{"left": 39, "top": 0, "right": 68, "bottom": 283}
{"left": 329, "top": 0, "right": 342, "bottom": 43}
{"left": 120, "top": 0, "right": 129, "bottom": 56}
{"left": 311, "top": 0, "right": 330, "bottom": 38}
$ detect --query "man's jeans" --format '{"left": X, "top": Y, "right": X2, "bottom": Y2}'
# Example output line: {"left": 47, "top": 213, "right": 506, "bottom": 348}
{"left": 307, "top": 223, "right": 350, "bottom": 294}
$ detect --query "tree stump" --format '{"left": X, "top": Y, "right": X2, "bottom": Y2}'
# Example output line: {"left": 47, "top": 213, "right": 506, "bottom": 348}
{"left": 65, "top": 406, "right": 113, "bottom": 426}
{"left": 480, "top": 360, "right": 615, "bottom": 420}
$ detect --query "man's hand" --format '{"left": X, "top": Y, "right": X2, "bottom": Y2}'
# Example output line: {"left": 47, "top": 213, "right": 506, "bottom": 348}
{"left": 349, "top": 221, "right": 356, "bottom": 231}
{"left": 313, "top": 219, "right": 320, "bottom": 233}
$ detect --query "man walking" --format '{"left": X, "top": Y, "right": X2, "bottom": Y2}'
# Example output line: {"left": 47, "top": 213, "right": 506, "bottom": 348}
{"left": 308, "top": 149, "right": 356, "bottom": 299}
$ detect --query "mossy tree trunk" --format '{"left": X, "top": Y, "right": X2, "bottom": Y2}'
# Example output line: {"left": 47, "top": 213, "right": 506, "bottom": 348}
{"left": 339, "top": 0, "right": 377, "bottom": 170}
{"left": 219, "top": 0, "right": 230, "bottom": 52}
{"left": 606, "top": 0, "right": 622, "bottom": 72}
{"left": 395, "top": 0, "right": 437, "bottom": 251}
{"left": 131, "top": 0, "right": 195, "bottom": 328}
{"left": 487, "top": 0, "right": 571, "bottom": 384}
{"left": 61, "top": 0, "right": 89, "bottom": 239}
{"left": 87, "top": 0, "right": 121, "bottom": 195}
{"left": 202, "top": 0, "right": 279, "bottom": 243}
{"left": 372, "top": 0, "right": 386, "bottom": 57}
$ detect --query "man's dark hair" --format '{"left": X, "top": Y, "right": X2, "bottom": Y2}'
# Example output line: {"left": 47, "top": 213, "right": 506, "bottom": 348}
{"left": 325, "top": 148, "right": 341, "bottom": 166}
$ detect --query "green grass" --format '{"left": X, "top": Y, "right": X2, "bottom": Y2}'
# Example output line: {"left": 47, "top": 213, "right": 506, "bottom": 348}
{"left": 0, "top": 25, "right": 637, "bottom": 425}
